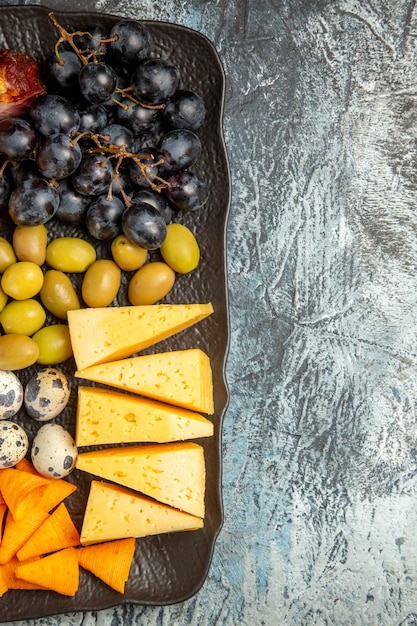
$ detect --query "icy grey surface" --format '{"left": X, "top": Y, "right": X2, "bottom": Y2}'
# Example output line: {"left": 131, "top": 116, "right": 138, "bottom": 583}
{"left": 4, "top": 0, "right": 417, "bottom": 625}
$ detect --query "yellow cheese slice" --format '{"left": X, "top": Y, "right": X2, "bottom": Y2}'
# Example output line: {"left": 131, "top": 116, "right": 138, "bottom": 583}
{"left": 80, "top": 481, "right": 204, "bottom": 545}
{"left": 68, "top": 303, "right": 214, "bottom": 370}
{"left": 76, "top": 386, "right": 214, "bottom": 447}
{"left": 75, "top": 349, "right": 214, "bottom": 415}
{"left": 76, "top": 442, "right": 206, "bottom": 518}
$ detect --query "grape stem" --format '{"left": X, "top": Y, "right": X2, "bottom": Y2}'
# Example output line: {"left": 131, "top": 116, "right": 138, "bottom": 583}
{"left": 114, "top": 86, "right": 166, "bottom": 111}
{"left": 48, "top": 13, "right": 166, "bottom": 111}
{"left": 0, "top": 159, "right": 15, "bottom": 177}
{"left": 44, "top": 14, "right": 169, "bottom": 205}
{"left": 48, "top": 12, "right": 117, "bottom": 65}
{"left": 72, "top": 130, "right": 168, "bottom": 203}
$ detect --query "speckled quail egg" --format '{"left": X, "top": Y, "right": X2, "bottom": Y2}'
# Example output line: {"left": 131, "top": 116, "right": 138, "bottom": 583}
{"left": 31, "top": 423, "right": 78, "bottom": 478}
{"left": 24, "top": 368, "right": 70, "bottom": 421}
{"left": 0, "top": 370, "right": 24, "bottom": 419}
{"left": 0, "top": 420, "right": 29, "bottom": 468}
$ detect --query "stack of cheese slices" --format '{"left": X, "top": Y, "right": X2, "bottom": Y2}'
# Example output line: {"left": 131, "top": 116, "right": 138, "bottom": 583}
{"left": 67, "top": 303, "right": 215, "bottom": 546}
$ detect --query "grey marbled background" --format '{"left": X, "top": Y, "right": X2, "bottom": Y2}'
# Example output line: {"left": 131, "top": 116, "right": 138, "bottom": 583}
{"left": 3, "top": 0, "right": 417, "bottom": 624}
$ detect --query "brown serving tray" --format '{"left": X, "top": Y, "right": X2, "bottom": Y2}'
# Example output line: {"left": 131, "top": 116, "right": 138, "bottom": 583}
{"left": 0, "top": 5, "right": 230, "bottom": 621}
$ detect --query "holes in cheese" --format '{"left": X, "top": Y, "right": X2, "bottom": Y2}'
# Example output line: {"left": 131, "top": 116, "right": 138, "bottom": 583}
{"left": 75, "top": 349, "right": 214, "bottom": 415}
{"left": 76, "top": 386, "right": 214, "bottom": 447}
{"left": 68, "top": 303, "right": 214, "bottom": 370}
{"left": 76, "top": 443, "right": 206, "bottom": 518}
{"left": 80, "top": 481, "right": 204, "bottom": 545}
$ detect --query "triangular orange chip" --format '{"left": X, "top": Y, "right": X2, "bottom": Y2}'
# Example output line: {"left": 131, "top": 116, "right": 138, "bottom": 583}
{"left": 0, "top": 503, "right": 7, "bottom": 539}
{"left": 17, "top": 503, "right": 80, "bottom": 561}
{"left": 0, "top": 508, "right": 49, "bottom": 564}
{"left": 77, "top": 537, "right": 135, "bottom": 594}
{"left": 0, "top": 469, "right": 49, "bottom": 520}
{"left": 16, "top": 547, "right": 79, "bottom": 596}
{"left": 14, "top": 459, "right": 77, "bottom": 512}
{"left": 0, "top": 566, "right": 7, "bottom": 597}
{"left": 39, "top": 480, "right": 77, "bottom": 513}
{"left": 1, "top": 556, "right": 43, "bottom": 590}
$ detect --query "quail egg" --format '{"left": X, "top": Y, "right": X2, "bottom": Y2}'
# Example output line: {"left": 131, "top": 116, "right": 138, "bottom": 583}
{"left": 0, "top": 420, "right": 29, "bottom": 468}
{"left": 31, "top": 423, "right": 78, "bottom": 478}
{"left": 24, "top": 368, "right": 70, "bottom": 421}
{"left": 0, "top": 370, "right": 24, "bottom": 419}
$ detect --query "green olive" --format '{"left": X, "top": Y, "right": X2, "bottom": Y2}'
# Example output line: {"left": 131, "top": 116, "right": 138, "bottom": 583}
{"left": 32, "top": 324, "right": 73, "bottom": 365}
{"left": 0, "top": 237, "right": 17, "bottom": 273}
{"left": 0, "top": 334, "right": 39, "bottom": 370}
{"left": 160, "top": 223, "right": 200, "bottom": 274}
{"left": 12, "top": 224, "right": 48, "bottom": 265}
{"left": 82, "top": 259, "right": 121, "bottom": 308}
{"left": 111, "top": 234, "right": 148, "bottom": 271}
{"left": 40, "top": 269, "right": 80, "bottom": 320}
{"left": 128, "top": 262, "right": 175, "bottom": 305}
{"left": 46, "top": 237, "right": 96, "bottom": 273}
{"left": 1, "top": 262, "right": 44, "bottom": 300}
{"left": 0, "top": 299, "right": 46, "bottom": 336}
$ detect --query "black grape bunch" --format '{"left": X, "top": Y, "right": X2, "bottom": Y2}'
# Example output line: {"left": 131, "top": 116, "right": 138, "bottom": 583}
{"left": 0, "top": 13, "right": 208, "bottom": 251}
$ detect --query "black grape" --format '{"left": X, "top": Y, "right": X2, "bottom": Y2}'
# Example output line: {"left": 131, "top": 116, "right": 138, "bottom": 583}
{"left": 163, "top": 90, "right": 207, "bottom": 130}
{"left": 78, "top": 104, "right": 108, "bottom": 133}
{"left": 9, "top": 161, "right": 40, "bottom": 185}
{"left": 0, "top": 118, "right": 38, "bottom": 160}
{"left": 157, "top": 129, "right": 202, "bottom": 172}
{"left": 100, "top": 123, "right": 134, "bottom": 150}
{"left": 74, "top": 22, "right": 108, "bottom": 53}
{"left": 56, "top": 179, "right": 91, "bottom": 225}
{"left": 109, "top": 20, "right": 153, "bottom": 64}
{"left": 0, "top": 173, "right": 11, "bottom": 210}
{"left": 86, "top": 195, "right": 125, "bottom": 239}
{"left": 44, "top": 50, "right": 83, "bottom": 92}
{"left": 36, "top": 134, "right": 82, "bottom": 180}
{"left": 131, "top": 187, "right": 173, "bottom": 224}
{"left": 30, "top": 94, "right": 80, "bottom": 136}
{"left": 122, "top": 201, "right": 167, "bottom": 249}
{"left": 71, "top": 154, "right": 114, "bottom": 196}
{"left": 116, "top": 98, "right": 161, "bottom": 135}
{"left": 79, "top": 62, "right": 117, "bottom": 104}
{"left": 131, "top": 58, "right": 181, "bottom": 105}
{"left": 8, "top": 178, "right": 60, "bottom": 225}
{"left": 164, "top": 170, "right": 208, "bottom": 211}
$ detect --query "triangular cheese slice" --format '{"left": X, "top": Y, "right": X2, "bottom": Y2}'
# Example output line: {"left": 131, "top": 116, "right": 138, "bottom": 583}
{"left": 76, "top": 442, "right": 205, "bottom": 518}
{"left": 68, "top": 303, "right": 214, "bottom": 370}
{"left": 75, "top": 349, "right": 214, "bottom": 415}
{"left": 80, "top": 481, "right": 204, "bottom": 545}
{"left": 76, "top": 386, "right": 214, "bottom": 447}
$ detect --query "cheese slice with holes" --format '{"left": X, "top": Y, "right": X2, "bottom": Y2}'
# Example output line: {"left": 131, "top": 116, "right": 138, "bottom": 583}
{"left": 80, "top": 481, "right": 204, "bottom": 545}
{"left": 75, "top": 349, "right": 214, "bottom": 415}
{"left": 76, "top": 442, "right": 206, "bottom": 518}
{"left": 76, "top": 386, "right": 214, "bottom": 447}
{"left": 68, "top": 303, "right": 214, "bottom": 370}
